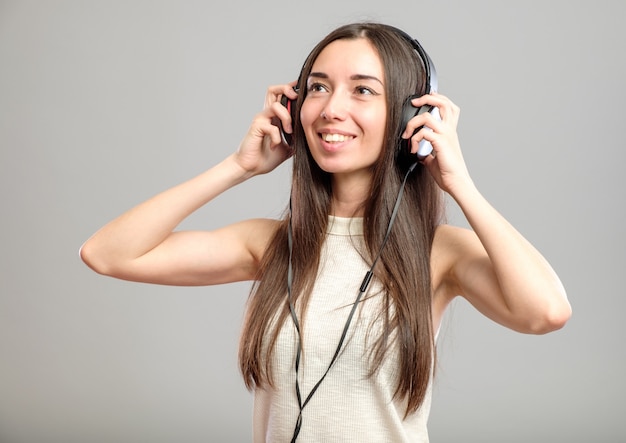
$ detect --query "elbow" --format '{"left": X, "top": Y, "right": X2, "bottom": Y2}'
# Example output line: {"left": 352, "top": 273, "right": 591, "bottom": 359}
{"left": 80, "top": 239, "right": 140, "bottom": 281}
{"left": 518, "top": 277, "right": 571, "bottom": 334}
{"left": 527, "top": 298, "right": 572, "bottom": 335}
{"left": 79, "top": 240, "right": 114, "bottom": 276}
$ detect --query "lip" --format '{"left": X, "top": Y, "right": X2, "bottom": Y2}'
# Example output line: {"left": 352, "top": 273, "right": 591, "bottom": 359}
{"left": 317, "top": 129, "right": 356, "bottom": 152}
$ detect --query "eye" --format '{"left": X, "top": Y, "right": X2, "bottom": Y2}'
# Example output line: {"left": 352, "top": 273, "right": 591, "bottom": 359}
{"left": 308, "top": 82, "right": 328, "bottom": 93}
{"left": 355, "top": 85, "right": 379, "bottom": 96}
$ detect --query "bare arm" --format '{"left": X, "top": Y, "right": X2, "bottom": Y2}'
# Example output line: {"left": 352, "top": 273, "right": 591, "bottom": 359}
{"left": 80, "top": 84, "right": 298, "bottom": 286}
{"left": 432, "top": 207, "right": 570, "bottom": 334}
{"left": 406, "top": 93, "right": 571, "bottom": 334}
{"left": 80, "top": 156, "right": 278, "bottom": 285}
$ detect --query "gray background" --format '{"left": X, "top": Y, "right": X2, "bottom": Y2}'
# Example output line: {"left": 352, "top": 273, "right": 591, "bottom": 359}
{"left": 1, "top": 1, "right": 624, "bottom": 442}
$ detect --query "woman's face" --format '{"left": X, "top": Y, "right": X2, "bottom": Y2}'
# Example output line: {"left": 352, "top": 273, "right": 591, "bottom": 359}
{"left": 300, "top": 38, "right": 387, "bottom": 179}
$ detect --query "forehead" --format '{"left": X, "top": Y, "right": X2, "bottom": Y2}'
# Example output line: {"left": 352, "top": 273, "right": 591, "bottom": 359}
{"left": 310, "top": 38, "right": 384, "bottom": 80}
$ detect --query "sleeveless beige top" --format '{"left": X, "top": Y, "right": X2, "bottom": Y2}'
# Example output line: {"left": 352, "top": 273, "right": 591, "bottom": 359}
{"left": 253, "top": 216, "right": 432, "bottom": 442}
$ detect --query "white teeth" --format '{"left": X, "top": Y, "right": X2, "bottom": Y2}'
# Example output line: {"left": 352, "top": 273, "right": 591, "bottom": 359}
{"left": 322, "top": 133, "right": 352, "bottom": 143}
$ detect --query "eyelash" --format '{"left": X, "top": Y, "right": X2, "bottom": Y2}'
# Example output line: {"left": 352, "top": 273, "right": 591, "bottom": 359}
{"left": 308, "top": 82, "right": 327, "bottom": 93}
{"left": 307, "top": 82, "right": 378, "bottom": 96}
{"left": 356, "top": 86, "right": 376, "bottom": 96}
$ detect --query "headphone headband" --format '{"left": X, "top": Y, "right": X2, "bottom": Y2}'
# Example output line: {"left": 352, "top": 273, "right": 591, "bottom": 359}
{"left": 387, "top": 26, "right": 438, "bottom": 94}
{"left": 388, "top": 26, "right": 440, "bottom": 164}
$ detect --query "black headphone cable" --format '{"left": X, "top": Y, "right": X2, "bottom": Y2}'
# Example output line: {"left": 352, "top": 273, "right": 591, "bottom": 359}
{"left": 287, "top": 161, "right": 418, "bottom": 442}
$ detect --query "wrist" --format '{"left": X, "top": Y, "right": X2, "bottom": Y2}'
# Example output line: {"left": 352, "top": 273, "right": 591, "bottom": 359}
{"left": 223, "top": 153, "right": 257, "bottom": 183}
{"left": 444, "top": 175, "right": 477, "bottom": 201}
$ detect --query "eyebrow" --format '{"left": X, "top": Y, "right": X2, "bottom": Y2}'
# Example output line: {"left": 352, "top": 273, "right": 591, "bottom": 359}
{"left": 308, "top": 72, "right": 384, "bottom": 86}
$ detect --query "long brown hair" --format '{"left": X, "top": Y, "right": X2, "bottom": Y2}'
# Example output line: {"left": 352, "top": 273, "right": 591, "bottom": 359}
{"left": 239, "top": 22, "right": 444, "bottom": 416}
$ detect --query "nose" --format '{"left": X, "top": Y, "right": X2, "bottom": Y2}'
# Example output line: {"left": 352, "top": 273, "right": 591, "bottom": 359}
{"left": 320, "top": 90, "right": 349, "bottom": 121}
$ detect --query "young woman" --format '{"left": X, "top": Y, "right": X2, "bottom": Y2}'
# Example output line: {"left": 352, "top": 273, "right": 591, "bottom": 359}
{"left": 80, "top": 22, "right": 571, "bottom": 443}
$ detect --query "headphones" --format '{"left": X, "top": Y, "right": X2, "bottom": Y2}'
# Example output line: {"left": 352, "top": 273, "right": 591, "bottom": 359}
{"left": 279, "top": 26, "right": 439, "bottom": 163}
{"left": 395, "top": 28, "right": 439, "bottom": 162}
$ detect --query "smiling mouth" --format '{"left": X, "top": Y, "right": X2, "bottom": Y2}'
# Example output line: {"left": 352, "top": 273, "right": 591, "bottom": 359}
{"left": 320, "top": 133, "right": 354, "bottom": 143}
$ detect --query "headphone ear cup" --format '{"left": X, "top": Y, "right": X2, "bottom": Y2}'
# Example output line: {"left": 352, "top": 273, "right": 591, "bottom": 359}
{"left": 397, "top": 94, "right": 437, "bottom": 164}
{"left": 279, "top": 95, "right": 296, "bottom": 146}
{"left": 398, "top": 94, "right": 422, "bottom": 162}
{"left": 279, "top": 89, "right": 298, "bottom": 146}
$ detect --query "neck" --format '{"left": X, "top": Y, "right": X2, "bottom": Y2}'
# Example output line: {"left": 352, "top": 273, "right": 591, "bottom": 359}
{"left": 330, "top": 171, "right": 372, "bottom": 217}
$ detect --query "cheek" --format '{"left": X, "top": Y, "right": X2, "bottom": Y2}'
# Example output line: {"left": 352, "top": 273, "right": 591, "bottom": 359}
{"left": 362, "top": 110, "right": 387, "bottom": 140}
{"left": 299, "top": 100, "right": 316, "bottom": 129}
{"left": 299, "top": 102, "right": 321, "bottom": 145}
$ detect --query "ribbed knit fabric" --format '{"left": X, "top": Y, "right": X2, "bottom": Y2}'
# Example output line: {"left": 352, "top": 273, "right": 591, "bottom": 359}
{"left": 252, "top": 216, "right": 431, "bottom": 443}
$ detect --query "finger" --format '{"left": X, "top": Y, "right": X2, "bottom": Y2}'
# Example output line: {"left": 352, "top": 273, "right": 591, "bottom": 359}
{"left": 409, "top": 127, "right": 437, "bottom": 155}
{"left": 264, "top": 83, "right": 299, "bottom": 108}
{"left": 402, "top": 112, "right": 443, "bottom": 141}
{"left": 264, "top": 85, "right": 285, "bottom": 109}
{"left": 285, "top": 80, "right": 299, "bottom": 97}
{"left": 269, "top": 101, "right": 293, "bottom": 134}
{"left": 410, "top": 92, "right": 447, "bottom": 108}
{"left": 412, "top": 94, "right": 460, "bottom": 124}
{"left": 262, "top": 120, "right": 287, "bottom": 149}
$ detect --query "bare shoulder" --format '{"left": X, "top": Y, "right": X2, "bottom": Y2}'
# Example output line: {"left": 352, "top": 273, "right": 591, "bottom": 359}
{"left": 226, "top": 217, "right": 282, "bottom": 263}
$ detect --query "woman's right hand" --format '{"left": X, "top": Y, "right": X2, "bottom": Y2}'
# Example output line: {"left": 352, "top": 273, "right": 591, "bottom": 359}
{"left": 234, "top": 83, "right": 298, "bottom": 176}
{"left": 80, "top": 83, "right": 298, "bottom": 286}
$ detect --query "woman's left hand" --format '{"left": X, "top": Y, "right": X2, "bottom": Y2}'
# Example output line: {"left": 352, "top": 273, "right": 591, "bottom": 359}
{"left": 402, "top": 93, "right": 470, "bottom": 195}
{"left": 414, "top": 94, "right": 571, "bottom": 335}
